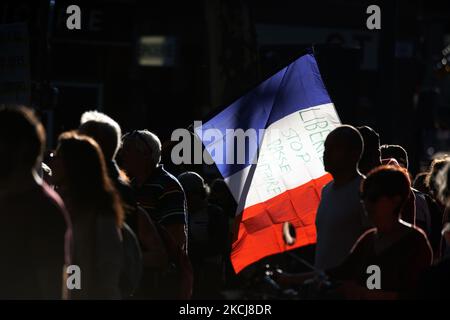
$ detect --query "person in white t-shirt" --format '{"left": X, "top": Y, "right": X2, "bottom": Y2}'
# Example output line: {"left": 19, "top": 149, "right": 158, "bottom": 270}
{"left": 315, "top": 125, "right": 372, "bottom": 270}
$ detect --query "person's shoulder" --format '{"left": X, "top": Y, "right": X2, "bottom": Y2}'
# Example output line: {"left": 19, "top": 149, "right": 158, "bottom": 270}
{"left": 410, "top": 225, "right": 431, "bottom": 246}
{"left": 162, "top": 167, "right": 182, "bottom": 185}
{"left": 351, "top": 227, "right": 377, "bottom": 251}
{"left": 357, "top": 227, "right": 377, "bottom": 241}
{"left": 322, "top": 175, "right": 363, "bottom": 193}
{"left": 159, "top": 166, "right": 185, "bottom": 193}
{"left": 321, "top": 180, "right": 334, "bottom": 194}
{"left": 401, "top": 221, "right": 428, "bottom": 240}
{"left": 148, "top": 166, "right": 180, "bottom": 189}
{"left": 420, "top": 192, "right": 441, "bottom": 211}
{"left": 412, "top": 189, "right": 428, "bottom": 203}
{"left": 39, "top": 183, "right": 66, "bottom": 214}
{"left": 34, "top": 183, "right": 70, "bottom": 238}
{"left": 401, "top": 222, "right": 433, "bottom": 258}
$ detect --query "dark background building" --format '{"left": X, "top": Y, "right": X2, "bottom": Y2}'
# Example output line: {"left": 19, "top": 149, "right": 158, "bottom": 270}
{"left": 2, "top": 0, "right": 450, "bottom": 175}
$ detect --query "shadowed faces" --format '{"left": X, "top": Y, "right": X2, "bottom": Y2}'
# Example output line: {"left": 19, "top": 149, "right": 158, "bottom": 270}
{"left": 361, "top": 165, "right": 411, "bottom": 230}
{"left": 323, "top": 125, "right": 363, "bottom": 177}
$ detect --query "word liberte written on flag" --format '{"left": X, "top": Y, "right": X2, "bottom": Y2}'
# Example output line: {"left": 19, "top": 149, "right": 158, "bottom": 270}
{"left": 170, "top": 53, "right": 341, "bottom": 273}
{"left": 171, "top": 114, "right": 329, "bottom": 167}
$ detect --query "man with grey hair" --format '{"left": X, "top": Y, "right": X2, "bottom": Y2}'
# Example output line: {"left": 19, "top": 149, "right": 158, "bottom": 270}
{"left": 120, "top": 129, "right": 188, "bottom": 249}
{"left": 78, "top": 110, "right": 137, "bottom": 227}
{"left": 120, "top": 129, "right": 192, "bottom": 299}
{"left": 79, "top": 110, "right": 122, "bottom": 161}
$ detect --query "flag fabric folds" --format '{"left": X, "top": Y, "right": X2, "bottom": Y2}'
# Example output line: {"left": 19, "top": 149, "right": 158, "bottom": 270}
{"left": 195, "top": 53, "right": 341, "bottom": 273}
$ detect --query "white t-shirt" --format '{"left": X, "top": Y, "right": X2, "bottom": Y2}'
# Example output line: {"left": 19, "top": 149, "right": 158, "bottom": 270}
{"left": 314, "top": 175, "right": 371, "bottom": 270}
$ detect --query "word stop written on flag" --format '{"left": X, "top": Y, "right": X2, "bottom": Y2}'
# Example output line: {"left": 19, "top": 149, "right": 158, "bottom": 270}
{"left": 195, "top": 53, "right": 341, "bottom": 273}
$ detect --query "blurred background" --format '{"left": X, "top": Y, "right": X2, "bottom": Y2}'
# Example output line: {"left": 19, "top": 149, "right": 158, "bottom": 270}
{"left": 2, "top": 0, "right": 450, "bottom": 177}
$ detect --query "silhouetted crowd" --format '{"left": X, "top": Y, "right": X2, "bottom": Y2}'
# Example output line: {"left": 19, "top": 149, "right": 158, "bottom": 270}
{"left": 0, "top": 106, "right": 235, "bottom": 300}
{"left": 0, "top": 106, "right": 449, "bottom": 299}
{"left": 277, "top": 125, "right": 450, "bottom": 299}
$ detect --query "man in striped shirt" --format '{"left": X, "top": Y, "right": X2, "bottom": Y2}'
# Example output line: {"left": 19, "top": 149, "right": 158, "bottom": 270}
{"left": 120, "top": 130, "right": 188, "bottom": 253}
{"left": 120, "top": 130, "right": 192, "bottom": 298}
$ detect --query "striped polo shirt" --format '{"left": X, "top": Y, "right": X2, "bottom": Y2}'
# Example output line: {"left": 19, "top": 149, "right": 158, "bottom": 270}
{"left": 134, "top": 165, "right": 187, "bottom": 226}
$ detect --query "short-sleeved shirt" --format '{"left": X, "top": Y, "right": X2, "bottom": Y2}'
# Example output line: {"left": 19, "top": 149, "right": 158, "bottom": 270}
{"left": 134, "top": 165, "right": 187, "bottom": 226}
{"left": 315, "top": 175, "right": 372, "bottom": 270}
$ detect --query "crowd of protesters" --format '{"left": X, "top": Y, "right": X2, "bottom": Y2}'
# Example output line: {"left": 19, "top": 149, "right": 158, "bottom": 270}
{"left": 0, "top": 105, "right": 449, "bottom": 299}
{"left": 277, "top": 125, "right": 450, "bottom": 299}
{"left": 0, "top": 106, "right": 233, "bottom": 300}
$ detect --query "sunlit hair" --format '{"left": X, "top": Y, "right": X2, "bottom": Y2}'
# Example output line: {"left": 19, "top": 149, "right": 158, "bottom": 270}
{"left": 56, "top": 131, "right": 124, "bottom": 227}
{"left": 79, "top": 110, "right": 122, "bottom": 161}
{"left": 380, "top": 144, "right": 408, "bottom": 169}
{"left": 361, "top": 165, "right": 411, "bottom": 215}
{"left": 0, "top": 105, "right": 45, "bottom": 176}
{"left": 425, "top": 156, "right": 450, "bottom": 198}
{"left": 122, "top": 130, "right": 162, "bottom": 167}
{"left": 435, "top": 162, "right": 450, "bottom": 207}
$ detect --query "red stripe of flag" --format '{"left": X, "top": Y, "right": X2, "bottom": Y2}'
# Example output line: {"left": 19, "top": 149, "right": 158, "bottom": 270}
{"left": 230, "top": 173, "right": 332, "bottom": 273}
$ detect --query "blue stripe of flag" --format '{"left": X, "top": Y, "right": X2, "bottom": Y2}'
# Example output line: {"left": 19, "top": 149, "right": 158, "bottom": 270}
{"left": 195, "top": 53, "right": 332, "bottom": 179}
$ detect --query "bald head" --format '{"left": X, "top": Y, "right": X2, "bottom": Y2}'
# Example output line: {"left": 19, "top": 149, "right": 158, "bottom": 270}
{"left": 323, "top": 125, "right": 363, "bottom": 176}
{"left": 327, "top": 125, "right": 363, "bottom": 153}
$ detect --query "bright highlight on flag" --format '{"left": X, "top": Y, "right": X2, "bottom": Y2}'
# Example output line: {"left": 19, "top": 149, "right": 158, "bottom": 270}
{"left": 195, "top": 53, "right": 341, "bottom": 273}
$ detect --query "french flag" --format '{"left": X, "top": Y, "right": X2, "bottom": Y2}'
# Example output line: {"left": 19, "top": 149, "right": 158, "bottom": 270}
{"left": 195, "top": 53, "right": 341, "bottom": 273}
